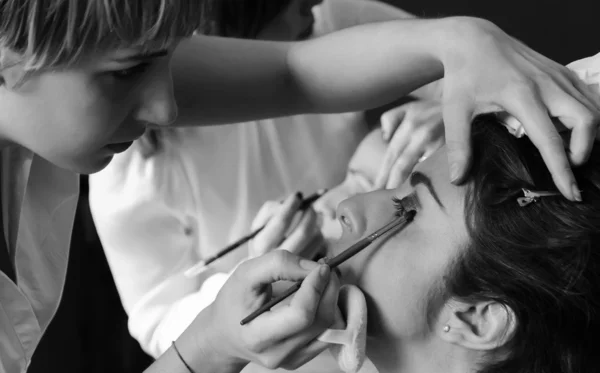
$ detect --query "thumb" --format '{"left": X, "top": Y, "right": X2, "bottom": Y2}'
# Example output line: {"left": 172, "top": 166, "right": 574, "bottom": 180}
{"left": 241, "top": 251, "right": 319, "bottom": 291}
{"left": 442, "top": 98, "right": 474, "bottom": 184}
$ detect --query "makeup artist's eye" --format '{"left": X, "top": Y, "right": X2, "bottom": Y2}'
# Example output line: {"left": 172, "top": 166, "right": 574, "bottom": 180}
{"left": 392, "top": 193, "right": 420, "bottom": 218}
{"left": 110, "top": 63, "right": 151, "bottom": 80}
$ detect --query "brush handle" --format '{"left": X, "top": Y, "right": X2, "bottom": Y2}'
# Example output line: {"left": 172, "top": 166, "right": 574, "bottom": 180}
{"left": 201, "top": 190, "right": 326, "bottom": 268}
{"left": 239, "top": 212, "right": 414, "bottom": 325}
{"left": 240, "top": 282, "right": 303, "bottom": 325}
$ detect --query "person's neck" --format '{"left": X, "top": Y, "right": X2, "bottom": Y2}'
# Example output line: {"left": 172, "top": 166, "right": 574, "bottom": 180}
{"left": 367, "top": 335, "right": 482, "bottom": 373}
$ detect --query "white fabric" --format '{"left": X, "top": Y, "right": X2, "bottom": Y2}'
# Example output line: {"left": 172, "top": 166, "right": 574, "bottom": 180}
{"left": 0, "top": 146, "right": 79, "bottom": 373}
{"left": 318, "top": 285, "right": 369, "bottom": 373}
{"left": 500, "top": 52, "right": 600, "bottom": 138}
{"left": 89, "top": 0, "right": 412, "bottom": 359}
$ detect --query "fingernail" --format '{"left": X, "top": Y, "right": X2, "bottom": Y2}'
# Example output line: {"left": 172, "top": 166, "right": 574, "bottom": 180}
{"left": 317, "top": 257, "right": 329, "bottom": 265}
{"left": 382, "top": 130, "right": 389, "bottom": 141}
{"left": 296, "top": 191, "right": 303, "bottom": 200}
{"left": 300, "top": 259, "right": 319, "bottom": 271}
{"left": 319, "top": 264, "right": 330, "bottom": 277}
{"left": 572, "top": 184, "right": 582, "bottom": 202}
{"left": 449, "top": 163, "right": 460, "bottom": 183}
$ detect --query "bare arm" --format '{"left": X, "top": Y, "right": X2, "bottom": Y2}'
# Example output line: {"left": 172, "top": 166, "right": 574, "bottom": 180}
{"left": 171, "top": 18, "right": 444, "bottom": 126}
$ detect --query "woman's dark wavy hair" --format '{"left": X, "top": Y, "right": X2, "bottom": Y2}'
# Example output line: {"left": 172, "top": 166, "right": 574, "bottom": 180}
{"left": 138, "top": 0, "right": 293, "bottom": 157}
{"left": 447, "top": 115, "right": 600, "bottom": 373}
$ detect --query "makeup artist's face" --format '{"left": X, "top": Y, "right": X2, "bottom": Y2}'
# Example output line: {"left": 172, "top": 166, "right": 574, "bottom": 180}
{"left": 328, "top": 146, "right": 470, "bottom": 371}
{"left": 257, "top": 0, "right": 323, "bottom": 41}
{"left": 0, "top": 41, "right": 178, "bottom": 174}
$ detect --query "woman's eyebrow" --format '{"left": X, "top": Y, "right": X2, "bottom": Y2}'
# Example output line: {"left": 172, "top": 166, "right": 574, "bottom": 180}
{"left": 409, "top": 171, "right": 445, "bottom": 209}
{"left": 112, "top": 49, "right": 169, "bottom": 62}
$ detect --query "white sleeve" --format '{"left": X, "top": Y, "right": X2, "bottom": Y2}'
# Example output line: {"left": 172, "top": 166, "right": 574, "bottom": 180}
{"left": 88, "top": 144, "right": 230, "bottom": 358}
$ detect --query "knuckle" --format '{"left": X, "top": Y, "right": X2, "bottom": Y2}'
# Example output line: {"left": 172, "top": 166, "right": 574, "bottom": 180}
{"left": 242, "top": 334, "right": 262, "bottom": 355}
{"left": 508, "top": 75, "right": 536, "bottom": 95}
{"left": 269, "top": 250, "right": 290, "bottom": 267}
{"left": 258, "top": 355, "right": 282, "bottom": 370}
{"left": 295, "top": 308, "right": 315, "bottom": 327}
{"left": 579, "top": 111, "right": 600, "bottom": 129}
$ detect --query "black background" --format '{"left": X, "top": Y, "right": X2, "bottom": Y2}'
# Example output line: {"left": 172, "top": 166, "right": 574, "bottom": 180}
{"left": 28, "top": 1, "right": 597, "bottom": 372}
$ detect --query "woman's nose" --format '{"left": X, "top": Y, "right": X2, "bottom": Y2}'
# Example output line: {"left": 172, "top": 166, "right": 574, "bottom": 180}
{"left": 135, "top": 72, "right": 178, "bottom": 126}
{"left": 336, "top": 190, "right": 399, "bottom": 240}
{"left": 336, "top": 198, "right": 366, "bottom": 238}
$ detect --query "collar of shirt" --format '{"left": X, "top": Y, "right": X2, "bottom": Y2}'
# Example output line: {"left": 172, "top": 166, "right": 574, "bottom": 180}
{"left": 0, "top": 146, "right": 79, "bottom": 373}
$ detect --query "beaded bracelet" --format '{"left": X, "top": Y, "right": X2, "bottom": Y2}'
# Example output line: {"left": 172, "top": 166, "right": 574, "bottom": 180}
{"left": 172, "top": 341, "right": 196, "bottom": 373}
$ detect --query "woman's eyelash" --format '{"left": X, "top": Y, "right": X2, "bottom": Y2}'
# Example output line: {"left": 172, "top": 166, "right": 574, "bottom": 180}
{"left": 110, "top": 63, "right": 151, "bottom": 80}
{"left": 392, "top": 193, "right": 419, "bottom": 218}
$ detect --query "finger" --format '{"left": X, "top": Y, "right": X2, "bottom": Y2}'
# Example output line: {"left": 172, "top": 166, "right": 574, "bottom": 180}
{"left": 249, "top": 264, "right": 331, "bottom": 341}
{"left": 279, "top": 208, "right": 319, "bottom": 255}
{"left": 380, "top": 105, "right": 408, "bottom": 142}
{"left": 258, "top": 193, "right": 303, "bottom": 249}
{"left": 551, "top": 94, "right": 599, "bottom": 166}
{"left": 251, "top": 200, "right": 280, "bottom": 231}
{"left": 386, "top": 144, "right": 427, "bottom": 188}
{"left": 564, "top": 68, "right": 600, "bottom": 112}
{"left": 374, "top": 123, "right": 411, "bottom": 189}
{"left": 278, "top": 338, "right": 331, "bottom": 370}
{"left": 503, "top": 85, "right": 579, "bottom": 200}
{"left": 240, "top": 250, "right": 319, "bottom": 290}
{"left": 313, "top": 195, "right": 336, "bottom": 220}
{"left": 442, "top": 94, "right": 474, "bottom": 184}
{"left": 537, "top": 74, "right": 600, "bottom": 165}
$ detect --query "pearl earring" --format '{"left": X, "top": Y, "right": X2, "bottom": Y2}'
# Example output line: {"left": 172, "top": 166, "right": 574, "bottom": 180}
{"left": 443, "top": 325, "right": 451, "bottom": 333}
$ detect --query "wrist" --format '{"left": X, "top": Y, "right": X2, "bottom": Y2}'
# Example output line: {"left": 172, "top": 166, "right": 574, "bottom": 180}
{"left": 433, "top": 16, "right": 500, "bottom": 69}
{"left": 177, "top": 306, "right": 248, "bottom": 373}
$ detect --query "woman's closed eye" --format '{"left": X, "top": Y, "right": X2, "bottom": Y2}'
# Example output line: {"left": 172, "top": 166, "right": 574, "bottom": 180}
{"left": 109, "top": 62, "right": 151, "bottom": 80}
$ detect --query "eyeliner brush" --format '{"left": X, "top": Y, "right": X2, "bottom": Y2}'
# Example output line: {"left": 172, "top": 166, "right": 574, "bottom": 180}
{"left": 240, "top": 210, "right": 416, "bottom": 325}
{"left": 184, "top": 189, "right": 327, "bottom": 278}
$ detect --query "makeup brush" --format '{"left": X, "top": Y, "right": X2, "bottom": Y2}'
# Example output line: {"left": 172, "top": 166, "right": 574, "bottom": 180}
{"left": 240, "top": 209, "right": 416, "bottom": 325}
{"left": 184, "top": 189, "right": 327, "bottom": 278}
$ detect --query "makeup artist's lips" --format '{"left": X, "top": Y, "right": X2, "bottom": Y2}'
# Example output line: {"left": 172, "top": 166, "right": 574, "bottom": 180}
{"left": 105, "top": 141, "right": 134, "bottom": 153}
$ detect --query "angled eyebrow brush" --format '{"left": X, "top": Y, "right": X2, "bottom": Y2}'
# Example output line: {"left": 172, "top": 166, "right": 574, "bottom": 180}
{"left": 185, "top": 189, "right": 327, "bottom": 278}
{"left": 240, "top": 209, "right": 416, "bottom": 325}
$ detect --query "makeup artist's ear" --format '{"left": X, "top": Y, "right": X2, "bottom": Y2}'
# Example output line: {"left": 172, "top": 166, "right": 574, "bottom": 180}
{"left": 0, "top": 64, "right": 26, "bottom": 89}
{"left": 437, "top": 299, "right": 517, "bottom": 351}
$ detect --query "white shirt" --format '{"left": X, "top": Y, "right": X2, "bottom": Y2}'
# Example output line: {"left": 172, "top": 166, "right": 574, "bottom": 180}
{"left": 89, "top": 0, "right": 413, "bottom": 359}
{"left": 0, "top": 147, "right": 79, "bottom": 373}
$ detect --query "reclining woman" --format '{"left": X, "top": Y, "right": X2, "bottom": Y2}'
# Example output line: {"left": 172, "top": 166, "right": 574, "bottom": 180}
{"left": 317, "top": 115, "right": 600, "bottom": 373}
{"left": 243, "top": 52, "right": 600, "bottom": 372}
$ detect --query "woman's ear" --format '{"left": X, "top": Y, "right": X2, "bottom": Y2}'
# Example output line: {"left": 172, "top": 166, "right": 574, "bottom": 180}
{"left": 437, "top": 299, "right": 517, "bottom": 351}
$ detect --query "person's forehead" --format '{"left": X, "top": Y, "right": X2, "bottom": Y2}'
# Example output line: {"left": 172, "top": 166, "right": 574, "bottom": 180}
{"left": 413, "top": 146, "right": 467, "bottom": 214}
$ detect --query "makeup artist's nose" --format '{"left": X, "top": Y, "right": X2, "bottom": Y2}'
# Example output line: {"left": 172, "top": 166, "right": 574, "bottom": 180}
{"left": 135, "top": 70, "right": 178, "bottom": 126}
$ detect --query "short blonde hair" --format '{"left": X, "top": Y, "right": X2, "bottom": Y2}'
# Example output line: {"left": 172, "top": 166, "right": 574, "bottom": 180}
{"left": 0, "top": 0, "right": 209, "bottom": 71}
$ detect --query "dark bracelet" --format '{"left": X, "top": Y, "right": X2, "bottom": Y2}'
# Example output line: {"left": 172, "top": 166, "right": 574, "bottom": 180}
{"left": 172, "top": 341, "right": 196, "bottom": 373}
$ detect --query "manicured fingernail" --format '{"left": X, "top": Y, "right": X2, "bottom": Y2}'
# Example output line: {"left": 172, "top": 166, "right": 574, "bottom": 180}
{"left": 319, "top": 264, "right": 330, "bottom": 277}
{"left": 300, "top": 259, "right": 318, "bottom": 271}
{"left": 449, "top": 163, "right": 460, "bottom": 183}
{"left": 572, "top": 184, "right": 582, "bottom": 202}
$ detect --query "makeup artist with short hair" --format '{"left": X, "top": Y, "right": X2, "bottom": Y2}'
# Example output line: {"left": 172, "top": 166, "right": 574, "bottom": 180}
{"left": 89, "top": 0, "right": 420, "bottom": 359}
